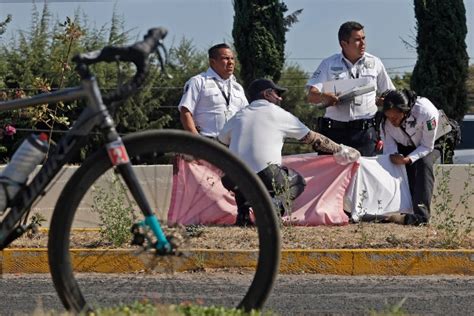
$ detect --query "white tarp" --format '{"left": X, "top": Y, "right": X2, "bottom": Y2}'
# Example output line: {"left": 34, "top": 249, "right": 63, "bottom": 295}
{"left": 345, "top": 155, "right": 413, "bottom": 222}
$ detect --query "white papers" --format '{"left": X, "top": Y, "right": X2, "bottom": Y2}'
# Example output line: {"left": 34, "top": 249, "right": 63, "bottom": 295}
{"left": 322, "top": 78, "right": 375, "bottom": 104}
{"left": 337, "top": 85, "right": 375, "bottom": 102}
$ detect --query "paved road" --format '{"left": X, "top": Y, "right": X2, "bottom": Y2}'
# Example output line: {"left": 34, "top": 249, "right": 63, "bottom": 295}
{"left": 0, "top": 273, "right": 473, "bottom": 315}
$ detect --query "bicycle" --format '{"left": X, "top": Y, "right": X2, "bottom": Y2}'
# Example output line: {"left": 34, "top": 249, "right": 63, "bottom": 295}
{"left": 0, "top": 27, "right": 280, "bottom": 313}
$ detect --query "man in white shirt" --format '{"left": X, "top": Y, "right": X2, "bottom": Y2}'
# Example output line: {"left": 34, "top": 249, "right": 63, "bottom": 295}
{"left": 306, "top": 21, "right": 395, "bottom": 156}
{"left": 178, "top": 43, "right": 248, "bottom": 138}
{"left": 219, "top": 79, "right": 360, "bottom": 226}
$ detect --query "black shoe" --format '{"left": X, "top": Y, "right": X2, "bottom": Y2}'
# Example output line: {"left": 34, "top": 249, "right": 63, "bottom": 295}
{"left": 235, "top": 209, "right": 253, "bottom": 227}
{"left": 404, "top": 213, "right": 428, "bottom": 226}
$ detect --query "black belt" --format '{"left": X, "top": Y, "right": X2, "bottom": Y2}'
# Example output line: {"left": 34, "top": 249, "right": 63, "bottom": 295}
{"left": 202, "top": 135, "right": 218, "bottom": 140}
{"left": 322, "top": 117, "right": 375, "bottom": 130}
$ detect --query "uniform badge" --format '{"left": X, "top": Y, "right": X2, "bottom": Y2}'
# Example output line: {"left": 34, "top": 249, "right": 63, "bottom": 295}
{"left": 330, "top": 66, "right": 343, "bottom": 71}
{"left": 407, "top": 118, "right": 417, "bottom": 128}
{"left": 205, "top": 81, "right": 217, "bottom": 89}
{"left": 364, "top": 58, "right": 375, "bottom": 69}
{"left": 426, "top": 117, "right": 437, "bottom": 131}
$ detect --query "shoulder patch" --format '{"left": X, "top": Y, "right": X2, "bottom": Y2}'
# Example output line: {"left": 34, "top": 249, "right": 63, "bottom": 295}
{"left": 426, "top": 117, "right": 437, "bottom": 131}
{"left": 184, "top": 83, "right": 189, "bottom": 93}
{"left": 312, "top": 70, "right": 321, "bottom": 79}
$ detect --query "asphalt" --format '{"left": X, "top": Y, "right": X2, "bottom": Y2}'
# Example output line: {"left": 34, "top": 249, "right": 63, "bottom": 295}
{"left": 1, "top": 248, "right": 473, "bottom": 275}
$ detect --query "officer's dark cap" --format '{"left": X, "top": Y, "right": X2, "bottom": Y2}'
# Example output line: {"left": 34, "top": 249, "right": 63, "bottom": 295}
{"left": 248, "top": 78, "right": 287, "bottom": 102}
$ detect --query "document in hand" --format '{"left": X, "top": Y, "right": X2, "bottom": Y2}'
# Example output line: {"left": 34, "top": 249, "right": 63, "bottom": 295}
{"left": 337, "top": 84, "right": 375, "bottom": 102}
{"left": 322, "top": 78, "right": 375, "bottom": 105}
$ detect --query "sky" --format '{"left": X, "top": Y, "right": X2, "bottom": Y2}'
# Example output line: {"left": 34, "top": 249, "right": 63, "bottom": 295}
{"left": 1, "top": 0, "right": 473, "bottom": 77}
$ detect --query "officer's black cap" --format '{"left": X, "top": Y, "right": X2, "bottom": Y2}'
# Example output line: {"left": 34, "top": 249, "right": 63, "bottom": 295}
{"left": 248, "top": 78, "right": 287, "bottom": 102}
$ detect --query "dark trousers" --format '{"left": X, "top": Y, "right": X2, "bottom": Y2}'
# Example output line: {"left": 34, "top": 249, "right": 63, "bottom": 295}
{"left": 317, "top": 118, "right": 378, "bottom": 157}
{"left": 397, "top": 144, "right": 440, "bottom": 224}
{"left": 221, "top": 164, "right": 306, "bottom": 216}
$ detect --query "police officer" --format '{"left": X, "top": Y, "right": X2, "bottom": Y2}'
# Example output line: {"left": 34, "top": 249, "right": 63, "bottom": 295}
{"left": 178, "top": 43, "right": 248, "bottom": 138}
{"left": 306, "top": 21, "right": 395, "bottom": 156}
{"left": 218, "top": 79, "right": 360, "bottom": 226}
{"left": 381, "top": 89, "right": 441, "bottom": 226}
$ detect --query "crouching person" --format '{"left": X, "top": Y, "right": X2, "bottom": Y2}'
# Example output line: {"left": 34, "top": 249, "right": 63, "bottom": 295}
{"left": 218, "top": 78, "right": 360, "bottom": 226}
{"left": 380, "top": 89, "right": 443, "bottom": 226}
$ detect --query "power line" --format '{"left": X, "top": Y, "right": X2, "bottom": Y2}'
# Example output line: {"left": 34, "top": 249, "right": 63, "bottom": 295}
{"left": 287, "top": 57, "right": 474, "bottom": 60}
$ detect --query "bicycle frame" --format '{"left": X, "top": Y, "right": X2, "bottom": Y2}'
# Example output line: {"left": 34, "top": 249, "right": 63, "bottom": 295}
{"left": 0, "top": 77, "right": 170, "bottom": 251}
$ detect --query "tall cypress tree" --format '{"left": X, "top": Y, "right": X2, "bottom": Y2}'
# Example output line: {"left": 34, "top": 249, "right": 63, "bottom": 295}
{"left": 411, "top": 0, "right": 469, "bottom": 121}
{"left": 232, "top": 0, "right": 288, "bottom": 89}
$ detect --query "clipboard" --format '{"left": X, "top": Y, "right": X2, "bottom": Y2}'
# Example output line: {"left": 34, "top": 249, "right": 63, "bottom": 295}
{"left": 337, "top": 84, "right": 376, "bottom": 102}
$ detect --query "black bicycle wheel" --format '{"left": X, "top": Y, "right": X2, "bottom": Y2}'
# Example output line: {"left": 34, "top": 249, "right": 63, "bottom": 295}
{"left": 48, "top": 129, "right": 280, "bottom": 313}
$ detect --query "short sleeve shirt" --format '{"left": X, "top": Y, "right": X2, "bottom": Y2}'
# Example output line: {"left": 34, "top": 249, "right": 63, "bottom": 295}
{"left": 381, "top": 97, "right": 440, "bottom": 163}
{"left": 178, "top": 68, "right": 248, "bottom": 137}
{"left": 306, "top": 52, "right": 395, "bottom": 121}
{"left": 218, "top": 99, "right": 310, "bottom": 173}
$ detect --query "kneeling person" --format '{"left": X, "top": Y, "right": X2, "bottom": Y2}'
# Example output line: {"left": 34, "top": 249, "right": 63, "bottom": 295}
{"left": 218, "top": 78, "right": 360, "bottom": 226}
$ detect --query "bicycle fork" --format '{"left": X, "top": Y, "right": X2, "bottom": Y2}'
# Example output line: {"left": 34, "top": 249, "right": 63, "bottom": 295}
{"left": 106, "top": 138, "right": 172, "bottom": 254}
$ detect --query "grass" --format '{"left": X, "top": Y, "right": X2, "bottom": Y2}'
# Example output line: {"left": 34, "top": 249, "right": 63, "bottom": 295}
{"left": 32, "top": 302, "right": 276, "bottom": 316}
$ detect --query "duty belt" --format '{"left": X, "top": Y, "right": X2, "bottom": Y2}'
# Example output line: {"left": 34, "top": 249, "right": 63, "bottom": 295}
{"left": 322, "top": 117, "right": 376, "bottom": 130}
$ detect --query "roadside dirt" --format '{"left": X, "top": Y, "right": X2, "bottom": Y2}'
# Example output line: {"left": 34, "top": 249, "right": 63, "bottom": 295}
{"left": 8, "top": 222, "right": 474, "bottom": 250}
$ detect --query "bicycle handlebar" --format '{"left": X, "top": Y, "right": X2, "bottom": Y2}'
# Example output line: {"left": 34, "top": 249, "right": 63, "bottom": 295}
{"left": 72, "top": 27, "right": 168, "bottom": 104}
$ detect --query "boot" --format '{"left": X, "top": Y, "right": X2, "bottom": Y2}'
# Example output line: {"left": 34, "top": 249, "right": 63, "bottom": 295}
{"left": 235, "top": 208, "right": 253, "bottom": 227}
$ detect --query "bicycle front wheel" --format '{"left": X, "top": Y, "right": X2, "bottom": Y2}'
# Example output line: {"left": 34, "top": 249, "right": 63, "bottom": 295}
{"left": 48, "top": 129, "right": 280, "bottom": 313}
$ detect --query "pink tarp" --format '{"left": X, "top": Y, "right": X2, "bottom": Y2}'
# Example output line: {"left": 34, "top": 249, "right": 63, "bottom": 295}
{"left": 168, "top": 153, "right": 359, "bottom": 226}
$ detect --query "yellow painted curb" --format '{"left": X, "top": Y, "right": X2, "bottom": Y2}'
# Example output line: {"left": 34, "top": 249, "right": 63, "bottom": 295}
{"left": 1, "top": 248, "right": 473, "bottom": 275}
{"left": 280, "top": 249, "right": 474, "bottom": 275}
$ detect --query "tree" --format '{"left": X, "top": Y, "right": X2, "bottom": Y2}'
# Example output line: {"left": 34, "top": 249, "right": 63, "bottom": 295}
{"left": 411, "top": 0, "right": 469, "bottom": 121}
{"left": 0, "top": 2, "right": 211, "bottom": 162}
{"left": 0, "top": 14, "right": 12, "bottom": 38}
{"left": 232, "top": 0, "right": 301, "bottom": 89}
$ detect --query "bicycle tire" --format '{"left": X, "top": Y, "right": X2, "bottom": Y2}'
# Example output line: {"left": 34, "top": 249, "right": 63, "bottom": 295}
{"left": 48, "top": 129, "right": 280, "bottom": 313}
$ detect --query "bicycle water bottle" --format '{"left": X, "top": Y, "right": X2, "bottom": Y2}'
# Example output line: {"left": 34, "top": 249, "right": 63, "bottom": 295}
{"left": 0, "top": 133, "right": 49, "bottom": 214}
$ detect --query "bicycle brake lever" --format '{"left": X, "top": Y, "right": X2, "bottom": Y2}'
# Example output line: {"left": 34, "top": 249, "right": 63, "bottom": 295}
{"left": 156, "top": 43, "right": 173, "bottom": 79}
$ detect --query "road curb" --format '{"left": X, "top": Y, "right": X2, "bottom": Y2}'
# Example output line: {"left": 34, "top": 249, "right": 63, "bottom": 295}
{"left": 1, "top": 248, "right": 473, "bottom": 275}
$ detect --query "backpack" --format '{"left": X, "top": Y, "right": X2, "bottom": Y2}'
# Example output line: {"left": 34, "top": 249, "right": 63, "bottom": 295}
{"left": 434, "top": 110, "right": 462, "bottom": 163}
{"left": 447, "top": 117, "right": 462, "bottom": 147}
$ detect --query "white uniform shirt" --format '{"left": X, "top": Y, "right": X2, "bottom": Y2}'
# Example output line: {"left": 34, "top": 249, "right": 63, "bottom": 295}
{"left": 218, "top": 99, "right": 310, "bottom": 173}
{"left": 178, "top": 68, "right": 248, "bottom": 137}
{"left": 306, "top": 52, "right": 395, "bottom": 121}
{"left": 382, "top": 97, "right": 439, "bottom": 163}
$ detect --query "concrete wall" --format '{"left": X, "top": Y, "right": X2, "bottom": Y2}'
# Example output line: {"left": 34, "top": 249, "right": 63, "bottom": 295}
{"left": 432, "top": 164, "right": 474, "bottom": 221}
{"left": 1, "top": 165, "right": 173, "bottom": 228}
{"left": 1, "top": 164, "right": 472, "bottom": 227}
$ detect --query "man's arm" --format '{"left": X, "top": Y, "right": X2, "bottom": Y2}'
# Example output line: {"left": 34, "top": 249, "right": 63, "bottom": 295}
{"left": 179, "top": 107, "right": 200, "bottom": 135}
{"left": 300, "top": 130, "right": 341, "bottom": 153}
{"left": 307, "top": 86, "right": 338, "bottom": 107}
{"left": 300, "top": 131, "right": 360, "bottom": 164}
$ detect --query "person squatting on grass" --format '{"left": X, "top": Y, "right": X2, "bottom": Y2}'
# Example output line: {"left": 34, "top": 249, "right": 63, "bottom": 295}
{"left": 218, "top": 78, "right": 360, "bottom": 226}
